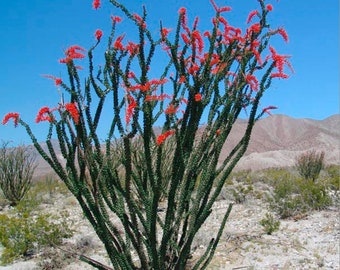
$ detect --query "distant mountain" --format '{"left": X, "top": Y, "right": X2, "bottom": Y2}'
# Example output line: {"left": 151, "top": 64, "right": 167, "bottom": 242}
{"left": 230, "top": 114, "right": 340, "bottom": 171}
{"left": 33, "top": 114, "right": 340, "bottom": 177}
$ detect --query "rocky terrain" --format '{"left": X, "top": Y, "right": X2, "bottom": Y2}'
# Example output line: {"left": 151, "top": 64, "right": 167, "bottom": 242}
{"left": 0, "top": 187, "right": 338, "bottom": 270}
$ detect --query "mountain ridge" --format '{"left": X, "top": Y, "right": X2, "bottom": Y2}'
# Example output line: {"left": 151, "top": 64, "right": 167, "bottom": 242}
{"left": 33, "top": 114, "right": 340, "bottom": 177}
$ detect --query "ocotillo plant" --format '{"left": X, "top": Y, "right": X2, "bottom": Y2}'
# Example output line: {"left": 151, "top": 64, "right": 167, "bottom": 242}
{"left": 0, "top": 142, "right": 36, "bottom": 206}
{"left": 2, "top": 0, "right": 292, "bottom": 269}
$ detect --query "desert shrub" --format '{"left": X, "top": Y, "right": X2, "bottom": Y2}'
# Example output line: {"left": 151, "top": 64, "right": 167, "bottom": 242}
{"left": 258, "top": 167, "right": 292, "bottom": 186}
{"left": 295, "top": 150, "right": 325, "bottom": 182}
{"left": 0, "top": 142, "right": 37, "bottom": 206}
{"left": 230, "top": 184, "right": 253, "bottom": 204}
{"left": 30, "top": 176, "right": 70, "bottom": 203}
{"left": 0, "top": 202, "right": 73, "bottom": 265}
{"left": 260, "top": 212, "right": 280, "bottom": 235}
{"left": 323, "top": 165, "right": 340, "bottom": 190}
{"left": 270, "top": 176, "right": 332, "bottom": 218}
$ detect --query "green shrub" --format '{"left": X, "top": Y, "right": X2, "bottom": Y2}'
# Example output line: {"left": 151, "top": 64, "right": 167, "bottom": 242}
{"left": 270, "top": 176, "right": 332, "bottom": 218}
{"left": 0, "top": 203, "right": 73, "bottom": 264}
{"left": 324, "top": 165, "right": 340, "bottom": 190}
{"left": 260, "top": 212, "right": 280, "bottom": 235}
{"left": 231, "top": 184, "right": 253, "bottom": 204}
{"left": 29, "top": 176, "right": 70, "bottom": 203}
{"left": 295, "top": 150, "right": 325, "bottom": 182}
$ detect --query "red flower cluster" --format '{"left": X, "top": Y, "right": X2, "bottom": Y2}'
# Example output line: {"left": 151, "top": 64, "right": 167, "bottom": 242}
{"left": 126, "top": 42, "right": 140, "bottom": 55}
{"left": 277, "top": 28, "right": 289, "bottom": 43}
{"left": 164, "top": 104, "right": 179, "bottom": 115}
{"left": 113, "top": 34, "right": 126, "bottom": 51}
{"left": 59, "top": 45, "right": 86, "bottom": 64}
{"left": 194, "top": 93, "right": 202, "bottom": 102}
{"left": 92, "top": 0, "right": 101, "bottom": 10}
{"left": 262, "top": 105, "right": 278, "bottom": 115}
{"left": 161, "top": 28, "right": 172, "bottom": 40}
{"left": 266, "top": 4, "right": 273, "bottom": 11}
{"left": 127, "top": 78, "right": 168, "bottom": 92}
{"left": 245, "top": 74, "right": 259, "bottom": 91}
{"left": 95, "top": 29, "right": 103, "bottom": 41}
{"left": 156, "top": 130, "right": 175, "bottom": 145}
{"left": 269, "top": 46, "right": 293, "bottom": 78}
{"left": 2, "top": 112, "right": 20, "bottom": 127}
{"left": 64, "top": 103, "right": 80, "bottom": 124}
{"left": 125, "top": 95, "right": 136, "bottom": 125}
{"left": 145, "top": 94, "right": 172, "bottom": 102}
{"left": 191, "top": 30, "right": 204, "bottom": 54}
{"left": 210, "top": 0, "right": 231, "bottom": 13}
{"left": 42, "top": 74, "right": 62, "bottom": 86}
{"left": 247, "top": 10, "right": 259, "bottom": 24}
{"left": 133, "top": 13, "right": 146, "bottom": 29}
{"left": 36, "top": 106, "right": 55, "bottom": 123}
{"left": 111, "top": 16, "right": 122, "bottom": 23}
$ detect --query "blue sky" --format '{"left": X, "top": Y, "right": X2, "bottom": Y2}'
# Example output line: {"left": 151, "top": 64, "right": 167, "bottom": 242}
{"left": 0, "top": 0, "right": 339, "bottom": 144}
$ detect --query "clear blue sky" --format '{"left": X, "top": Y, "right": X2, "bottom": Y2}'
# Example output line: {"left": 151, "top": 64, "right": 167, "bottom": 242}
{"left": 0, "top": 0, "right": 339, "bottom": 144}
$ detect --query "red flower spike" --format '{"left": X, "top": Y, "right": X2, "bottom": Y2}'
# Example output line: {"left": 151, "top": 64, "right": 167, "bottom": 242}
{"left": 218, "top": 6, "right": 232, "bottom": 13}
{"left": 2, "top": 112, "right": 20, "bottom": 127}
{"left": 148, "top": 78, "right": 168, "bottom": 85}
{"left": 178, "top": 7, "right": 186, "bottom": 15}
{"left": 193, "top": 16, "right": 199, "bottom": 29}
{"left": 95, "top": 29, "right": 103, "bottom": 41}
{"left": 42, "top": 74, "right": 62, "bottom": 86}
{"left": 247, "top": 10, "right": 259, "bottom": 24}
{"left": 92, "top": 0, "right": 101, "bottom": 10}
{"left": 59, "top": 45, "right": 86, "bottom": 64}
{"left": 181, "top": 33, "right": 190, "bottom": 45}
{"left": 64, "top": 103, "right": 80, "bottom": 124}
{"left": 125, "top": 95, "right": 136, "bottom": 125}
{"left": 127, "top": 78, "right": 168, "bottom": 93}
{"left": 218, "top": 17, "right": 228, "bottom": 27}
{"left": 192, "top": 30, "right": 204, "bottom": 54}
{"left": 161, "top": 28, "right": 172, "bottom": 39}
{"left": 178, "top": 8, "right": 189, "bottom": 32}
{"left": 157, "top": 130, "right": 175, "bottom": 145}
{"left": 127, "top": 71, "right": 136, "bottom": 78}
{"left": 194, "top": 93, "right": 202, "bottom": 102}
{"left": 111, "top": 16, "right": 122, "bottom": 23}
{"left": 245, "top": 74, "right": 259, "bottom": 91}
{"left": 210, "top": 0, "right": 231, "bottom": 13}
{"left": 269, "top": 46, "right": 293, "bottom": 76}
{"left": 187, "top": 63, "right": 200, "bottom": 75}
{"left": 114, "top": 34, "right": 126, "bottom": 51}
{"left": 270, "top": 72, "right": 289, "bottom": 79}
{"left": 164, "top": 104, "right": 178, "bottom": 115}
{"left": 262, "top": 106, "right": 278, "bottom": 116}
{"left": 210, "top": 0, "right": 219, "bottom": 12}
{"left": 133, "top": 13, "right": 146, "bottom": 28}
{"left": 203, "top": 31, "right": 211, "bottom": 38}
{"left": 36, "top": 106, "right": 55, "bottom": 123}
{"left": 266, "top": 4, "right": 273, "bottom": 11}
{"left": 277, "top": 28, "right": 289, "bottom": 42}
{"left": 179, "top": 76, "right": 186, "bottom": 84}
{"left": 248, "top": 23, "right": 261, "bottom": 34}
{"left": 126, "top": 42, "right": 139, "bottom": 55}
{"left": 216, "top": 129, "right": 221, "bottom": 136}
{"left": 145, "top": 94, "right": 172, "bottom": 102}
